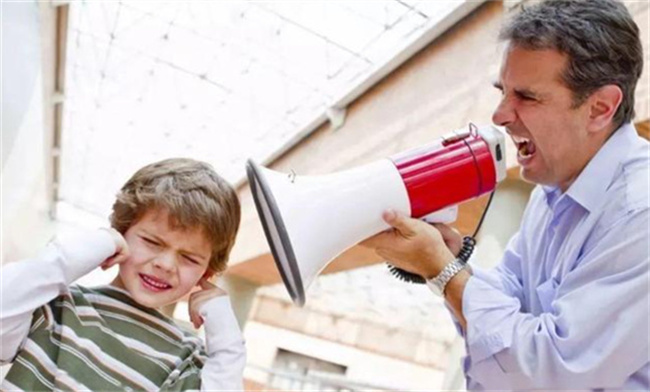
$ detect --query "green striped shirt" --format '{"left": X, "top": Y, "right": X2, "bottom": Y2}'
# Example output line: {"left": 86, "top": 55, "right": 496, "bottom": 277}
{"left": 4, "top": 285, "right": 206, "bottom": 391}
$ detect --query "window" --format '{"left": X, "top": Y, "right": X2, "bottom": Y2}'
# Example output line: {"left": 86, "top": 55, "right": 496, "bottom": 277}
{"left": 269, "top": 349, "right": 348, "bottom": 391}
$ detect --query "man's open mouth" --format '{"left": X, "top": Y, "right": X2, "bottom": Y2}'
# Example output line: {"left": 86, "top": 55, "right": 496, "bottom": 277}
{"left": 513, "top": 135, "right": 537, "bottom": 159}
{"left": 139, "top": 273, "right": 172, "bottom": 292}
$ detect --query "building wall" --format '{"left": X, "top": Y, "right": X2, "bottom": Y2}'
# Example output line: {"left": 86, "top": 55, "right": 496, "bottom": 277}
{"left": 244, "top": 321, "right": 447, "bottom": 391}
{"left": 248, "top": 294, "right": 455, "bottom": 369}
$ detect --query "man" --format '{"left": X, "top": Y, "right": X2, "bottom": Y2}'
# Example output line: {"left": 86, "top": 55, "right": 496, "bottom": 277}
{"left": 363, "top": 0, "right": 648, "bottom": 389}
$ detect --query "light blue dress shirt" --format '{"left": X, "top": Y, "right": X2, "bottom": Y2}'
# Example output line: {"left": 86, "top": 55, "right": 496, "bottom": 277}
{"left": 461, "top": 123, "right": 649, "bottom": 391}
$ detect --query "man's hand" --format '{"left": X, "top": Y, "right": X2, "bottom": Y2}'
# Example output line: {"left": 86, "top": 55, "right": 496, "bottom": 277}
{"left": 100, "top": 228, "right": 130, "bottom": 270}
{"left": 188, "top": 278, "right": 227, "bottom": 329}
{"left": 361, "top": 210, "right": 457, "bottom": 279}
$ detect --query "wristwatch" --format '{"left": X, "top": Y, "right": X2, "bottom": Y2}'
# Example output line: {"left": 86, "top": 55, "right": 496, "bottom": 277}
{"left": 426, "top": 259, "right": 466, "bottom": 296}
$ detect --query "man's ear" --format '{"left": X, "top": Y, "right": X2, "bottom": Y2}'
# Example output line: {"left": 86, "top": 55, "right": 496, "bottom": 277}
{"left": 587, "top": 84, "right": 623, "bottom": 133}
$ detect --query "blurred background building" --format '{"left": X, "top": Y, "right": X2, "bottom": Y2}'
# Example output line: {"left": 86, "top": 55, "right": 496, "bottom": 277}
{"left": 2, "top": 0, "right": 649, "bottom": 390}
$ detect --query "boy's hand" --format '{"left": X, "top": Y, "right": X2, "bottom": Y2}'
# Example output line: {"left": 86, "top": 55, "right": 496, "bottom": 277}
{"left": 100, "top": 228, "right": 130, "bottom": 270}
{"left": 188, "top": 278, "right": 227, "bottom": 329}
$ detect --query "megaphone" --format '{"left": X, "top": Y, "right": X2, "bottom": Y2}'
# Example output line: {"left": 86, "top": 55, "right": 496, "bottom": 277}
{"left": 247, "top": 124, "right": 506, "bottom": 306}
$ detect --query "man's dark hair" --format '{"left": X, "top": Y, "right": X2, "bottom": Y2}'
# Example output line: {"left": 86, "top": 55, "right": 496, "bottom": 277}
{"left": 500, "top": 0, "right": 643, "bottom": 129}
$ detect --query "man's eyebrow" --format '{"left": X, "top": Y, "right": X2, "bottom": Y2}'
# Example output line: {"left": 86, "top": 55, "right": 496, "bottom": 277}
{"left": 492, "top": 82, "right": 541, "bottom": 99}
{"left": 514, "top": 87, "right": 541, "bottom": 99}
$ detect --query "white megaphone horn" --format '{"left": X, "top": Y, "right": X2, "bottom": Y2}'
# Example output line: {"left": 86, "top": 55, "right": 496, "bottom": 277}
{"left": 247, "top": 124, "right": 506, "bottom": 306}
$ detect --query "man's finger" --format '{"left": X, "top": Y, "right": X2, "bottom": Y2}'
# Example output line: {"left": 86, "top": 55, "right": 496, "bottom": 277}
{"left": 359, "top": 231, "right": 392, "bottom": 249}
{"left": 383, "top": 210, "right": 417, "bottom": 237}
{"left": 375, "top": 248, "right": 393, "bottom": 262}
{"left": 432, "top": 223, "right": 458, "bottom": 236}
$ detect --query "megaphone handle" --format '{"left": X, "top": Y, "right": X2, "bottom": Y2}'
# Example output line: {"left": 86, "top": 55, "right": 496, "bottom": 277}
{"left": 386, "top": 236, "right": 476, "bottom": 284}
{"left": 386, "top": 190, "right": 496, "bottom": 285}
{"left": 421, "top": 206, "right": 458, "bottom": 224}
{"left": 386, "top": 206, "right": 458, "bottom": 284}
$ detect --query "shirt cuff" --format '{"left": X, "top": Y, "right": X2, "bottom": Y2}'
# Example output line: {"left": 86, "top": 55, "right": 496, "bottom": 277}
{"left": 53, "top": 229, "right": 117, "bottom": 285}
{"left": 462, "top": 271, "right": 519, "bottom": 363}
{"left": 199, "top": 296, "right": 244, "bottom": 356}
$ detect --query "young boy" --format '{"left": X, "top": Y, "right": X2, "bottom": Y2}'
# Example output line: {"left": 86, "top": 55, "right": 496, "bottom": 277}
{"left": 1, "top": 158, "right": 246, "bottom": 391}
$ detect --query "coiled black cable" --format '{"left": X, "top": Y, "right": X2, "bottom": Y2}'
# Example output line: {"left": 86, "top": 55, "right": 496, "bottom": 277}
{"left": 386, "top": 191, "right": 495, "bottom": 284}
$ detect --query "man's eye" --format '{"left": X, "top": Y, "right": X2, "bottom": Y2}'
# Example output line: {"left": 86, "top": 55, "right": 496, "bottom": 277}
{"left": 183, "top": 256, "right": 199, "bottom": 265}
{"left": 516, "top": 93, "right": 537, "bottom": 102}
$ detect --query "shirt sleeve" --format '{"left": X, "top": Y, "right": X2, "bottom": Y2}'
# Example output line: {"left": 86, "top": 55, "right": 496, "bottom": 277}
{"left": 0, "top": 230, "right": 116, "bottom": 363}
{"left": 445, "top": 232, "right": 527, "bottom": 390}
{"left": 461, "top": 208, "right": 649, "bottom": 390}
{"left": 198, "top": 296, "right": 246, "bottom": 391}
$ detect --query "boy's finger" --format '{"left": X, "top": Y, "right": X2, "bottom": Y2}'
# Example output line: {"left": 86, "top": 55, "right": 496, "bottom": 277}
{"left": 105, "top": 255, "right": 125, "bottom": 269}
{"left": 100, "top": 256, "right": 116, "bottom": 269}
{"left": 188, "top": 306, "right": 204, "bottom": 329}
{"left": 198, "top": 278, "right": 216, "bottom": 290}
{"left": 101, "top": 253, "right": 130, "bottom": 270}
{"left": 189, "top": 308, "right": 197, "bottom": 326}
{"left": 114, "top": 254, "right": 128, "bottom": 265}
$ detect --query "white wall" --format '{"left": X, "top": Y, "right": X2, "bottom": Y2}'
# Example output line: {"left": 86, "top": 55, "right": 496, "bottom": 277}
{"left": 1, "top": 2, "right": 41, "bottom": 169}
{"left": 1, "top": 2, "right": 55, "bottom": 264}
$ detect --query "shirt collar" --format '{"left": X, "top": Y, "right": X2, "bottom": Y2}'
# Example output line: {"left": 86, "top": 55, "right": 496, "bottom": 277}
{"left": 564, "top": 122, "right": 637, "bottom": 212}
{"left": 541, "top": 184, "right": 561, "bottom": 208}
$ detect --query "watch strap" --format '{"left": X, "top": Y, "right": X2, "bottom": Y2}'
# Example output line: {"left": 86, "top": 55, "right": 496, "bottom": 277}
{"left": 426, "top": 259, "right": 466, "bottom": 296}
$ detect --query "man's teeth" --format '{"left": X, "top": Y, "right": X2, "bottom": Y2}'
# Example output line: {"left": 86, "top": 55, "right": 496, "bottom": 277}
{"left": 514, "top": 136, "right": 535, "bottom": 157}
{"left": 142, "top": 275, "right": 171, "bottom": 289}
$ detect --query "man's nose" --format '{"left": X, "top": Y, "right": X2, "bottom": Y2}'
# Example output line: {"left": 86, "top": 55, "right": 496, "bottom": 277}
{"left": 492, "top": 96, "right": 516, "bottom": 126}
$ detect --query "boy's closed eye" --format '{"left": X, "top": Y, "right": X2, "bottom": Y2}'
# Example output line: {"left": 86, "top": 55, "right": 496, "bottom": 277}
{"left": 141, "top": 236, "right": 161, "bottom": 247}
{"left": 182, "top": 255, "right": 201, "bottom": 265}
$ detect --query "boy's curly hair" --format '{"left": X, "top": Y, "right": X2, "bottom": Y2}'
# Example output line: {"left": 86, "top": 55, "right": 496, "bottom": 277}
{"left": 110, "top": 158, "right": 240, "bottom": 274}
